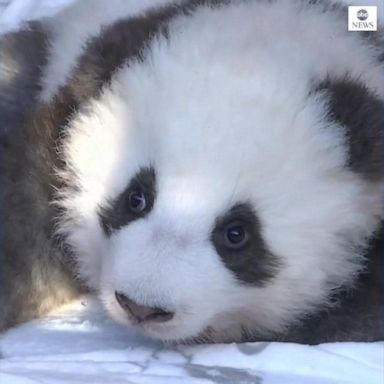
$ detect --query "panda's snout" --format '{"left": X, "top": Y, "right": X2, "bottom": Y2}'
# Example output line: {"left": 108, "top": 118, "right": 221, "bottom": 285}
{"left": 115, "top": 291, "right": 174, "bottom": 324}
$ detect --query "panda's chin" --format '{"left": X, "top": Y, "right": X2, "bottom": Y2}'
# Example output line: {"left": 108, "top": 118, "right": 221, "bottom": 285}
{"left": 108, "top": 316, "right": 205, "bottom": 344}
{"left": 140, "top": 322, "right": 196, "bottom": 343}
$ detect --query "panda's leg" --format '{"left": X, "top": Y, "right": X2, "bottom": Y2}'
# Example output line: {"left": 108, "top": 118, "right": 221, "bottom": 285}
{"left": 0, "top": 25, "right": 81, "bottom": 332}
{"left": 0, "top": 23, "right": 49, "bottom": 138}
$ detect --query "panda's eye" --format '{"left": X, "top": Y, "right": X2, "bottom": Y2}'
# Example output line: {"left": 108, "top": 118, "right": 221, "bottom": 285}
{"left": 99, "top": 167, "right": 156, "bottom": 236}
{"left": 127, "top": 188, "right": 147, "bottom": 213}
{"left": 224, "top": 223, "right": 249, "bottom": 249}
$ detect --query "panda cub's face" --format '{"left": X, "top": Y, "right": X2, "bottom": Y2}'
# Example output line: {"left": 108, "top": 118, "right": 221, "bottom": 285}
{"left": 59, "top": 8, "right": 381, "bottom": 342}
{"left": 98, "top": 165, "right": 279, "bottom": 342}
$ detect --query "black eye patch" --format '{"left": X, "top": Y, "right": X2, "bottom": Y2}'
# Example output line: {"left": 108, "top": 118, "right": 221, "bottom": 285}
{"left": 211, "top": 203, "right": 280, "bottom": 286}
{"left": 98, "top": 167, "right": 156, "bottom": 236}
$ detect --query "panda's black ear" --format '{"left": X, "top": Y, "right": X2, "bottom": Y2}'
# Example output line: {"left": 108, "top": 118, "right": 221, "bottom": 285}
{"left": 317, "top": 77, "right": 384, "bottom": 181}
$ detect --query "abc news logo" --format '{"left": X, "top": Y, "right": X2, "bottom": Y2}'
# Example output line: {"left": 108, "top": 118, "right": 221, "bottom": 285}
{"left": 348, "top": 6, "right": 377, "bottom": 31}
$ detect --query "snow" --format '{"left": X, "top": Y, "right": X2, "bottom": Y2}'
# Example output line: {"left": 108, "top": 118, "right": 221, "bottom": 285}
{"left": 0, "top": 0, "right": 383, "bottom": 382}
{"left": 0, "top": 0, "right": 76, "bottom": 32}
{"left": 1, "top": 296, "right": 383, "bottom": 383}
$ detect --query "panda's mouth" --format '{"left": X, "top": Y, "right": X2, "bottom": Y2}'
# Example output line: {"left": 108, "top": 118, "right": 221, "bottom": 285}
{"left": 101, "top": 290, "right": 213, "bottom": 342}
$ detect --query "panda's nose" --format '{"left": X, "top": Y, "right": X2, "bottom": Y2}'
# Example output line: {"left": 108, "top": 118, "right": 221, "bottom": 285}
{"left": 115, "top": 291, "right": 174, "bottom": 323}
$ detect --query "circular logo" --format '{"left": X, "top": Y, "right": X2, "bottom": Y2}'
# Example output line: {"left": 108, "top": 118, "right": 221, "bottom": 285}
{"left": 357, "top": 9, "right": 368, "bottom": 21}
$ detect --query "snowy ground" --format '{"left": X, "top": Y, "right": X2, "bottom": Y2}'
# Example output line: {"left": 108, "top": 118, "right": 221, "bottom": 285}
{"left": 1, "top": 296, "right": 383, "bottom": 384}
{"left": 0, "top": 0, "right": 383, "bottom": 383}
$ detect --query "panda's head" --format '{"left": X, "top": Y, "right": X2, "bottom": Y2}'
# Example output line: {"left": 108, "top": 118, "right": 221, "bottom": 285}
{"left": 57, "top": 4, "right": 383, "bottom": 342}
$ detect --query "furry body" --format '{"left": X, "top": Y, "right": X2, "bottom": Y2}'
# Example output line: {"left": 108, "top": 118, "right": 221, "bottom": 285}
{"left": 0, "top": 0, "right": 383, "bottom": 343}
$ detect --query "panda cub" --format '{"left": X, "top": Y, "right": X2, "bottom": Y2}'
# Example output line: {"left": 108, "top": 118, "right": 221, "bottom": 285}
{"left": 0, "top": 0, "right": 383, "bottom": 344}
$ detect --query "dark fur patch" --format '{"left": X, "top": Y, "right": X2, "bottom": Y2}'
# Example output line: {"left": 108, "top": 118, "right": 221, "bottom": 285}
{"left": 0, "top": 25, "right": 81, "bottom": 331}
{"left": 51, "top": 0, "right": 230, "bottom": 112}
{"left": 274, "top": 224, "right": 384, "bottom": 344}
{"left": 64, "top": 5, "right": 179, "bottom": 105}
{"left": 317, "top": 77, "right": 384, "bottom": 180}
{"left": 0, "top": 23, "right": 48, "bottom": 149}
{"left": 99, "top": 167, "right": 156, "bottom": 236}
{"left": 211, "top": 203, "right": 280, "bottom": 285}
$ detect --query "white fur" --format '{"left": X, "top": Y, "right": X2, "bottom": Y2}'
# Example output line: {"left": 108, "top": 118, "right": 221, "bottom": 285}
{"left": 55, "top": 0, "right": 383, "bottom": 342}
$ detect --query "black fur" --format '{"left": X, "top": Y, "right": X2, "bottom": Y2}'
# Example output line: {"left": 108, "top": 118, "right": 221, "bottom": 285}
{"left": 99, "top": 167, "right": 156, "bottom": 236}
{"left": 317, "top": 77, "right": 384, "bottom": 180}
{"left": 0, "top": 25, "right": 80, "bottom": 331}
{"left": 61, "top": 4, "right": 181, "bottom": 107}
{"left": 276, "top": 225, "right": 384, "bottom": 344}
{"left": 46, "top": 0, "right": 230, "bottom": 131}
{"left": 211, "top": 203, "right": 280, "bottom": 285}
{"left": 0, "top": 23, "right": 47, "bottom": 149}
